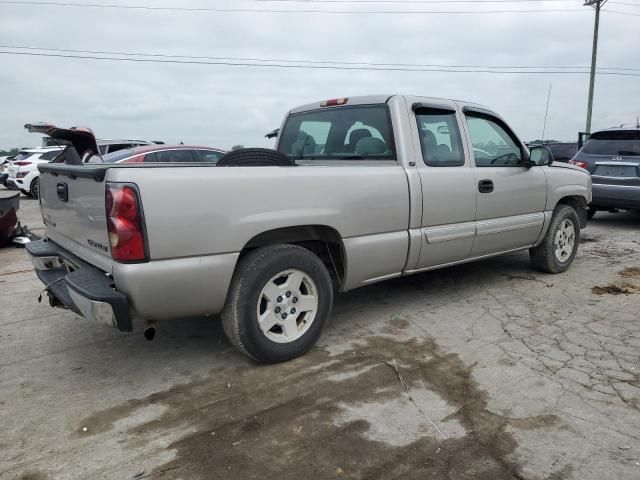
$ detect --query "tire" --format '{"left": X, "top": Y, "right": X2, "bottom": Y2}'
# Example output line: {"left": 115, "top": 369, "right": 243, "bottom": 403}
{"left": 217, "top": 148, "right": 294, "bottom": 167}
{"left": 587, "top": 206, "right": 597, "bottom": 220}
{"left": 20, "top": 189, "right": 32, "bottom": 198}
{"left": 30, "top": 178, "right": 39, "bottom": 199}
{"left": 530, "top": 205, "right": 580, "bottom": 274}
{"left": 221, "top": 244, "right": 333, "bottom": 363}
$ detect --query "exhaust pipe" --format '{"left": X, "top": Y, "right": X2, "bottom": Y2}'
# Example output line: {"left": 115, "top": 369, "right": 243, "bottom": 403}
{"left": 143, "top": 320, "right": 156, "bottom": 341}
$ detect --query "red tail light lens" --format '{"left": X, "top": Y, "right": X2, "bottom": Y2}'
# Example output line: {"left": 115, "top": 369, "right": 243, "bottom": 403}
{"left": 105, "top": 183, "right": 147, "bottom": 262}
{"left": 569, "top": 160, "right": 589, "bottom": 169}
{"left": 14, "top": 161, "right": 31, "bottom": 166}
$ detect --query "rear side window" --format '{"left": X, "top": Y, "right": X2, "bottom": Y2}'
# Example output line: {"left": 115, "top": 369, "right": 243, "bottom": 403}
{"left": 145, "top": 150, "right": 197, "bottom": 163}
{"left": 415, "top": 109, "right": 465, "bottom": 167}
{"left": 465, "top": 114, "right": 523, "bottom": 166}
{"left": 195, "top": 150, "right": 224, "bottom": 162}
{"left": 582, "top": 131, "right": 640, "bottom": 156}
{"left": 40, "top": 150, "right": 62, "bottom": 161}
{"left": 278, "top": 105, "right": 395, "bottom": 161}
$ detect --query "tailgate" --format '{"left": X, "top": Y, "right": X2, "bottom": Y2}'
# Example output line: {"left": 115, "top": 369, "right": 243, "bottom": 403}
{"left": 39, "top": 164, "right": 113, "bottom": 273}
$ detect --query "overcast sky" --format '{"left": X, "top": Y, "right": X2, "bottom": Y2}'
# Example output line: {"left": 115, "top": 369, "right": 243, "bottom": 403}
{"left": 0, "top": 0, "right": 638, "bottom": 150}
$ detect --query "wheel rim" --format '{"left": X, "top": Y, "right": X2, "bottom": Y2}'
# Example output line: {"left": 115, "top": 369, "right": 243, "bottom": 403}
{"left": 554, "top": 219, "right": 575, "bottom": 263}
{"left": 256, "top": 269, "right": 319, "bottom": 344}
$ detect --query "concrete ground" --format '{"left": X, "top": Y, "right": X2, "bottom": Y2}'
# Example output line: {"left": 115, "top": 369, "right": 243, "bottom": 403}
{"left": 1, "top": 187, "right": 639, "bottom": 480}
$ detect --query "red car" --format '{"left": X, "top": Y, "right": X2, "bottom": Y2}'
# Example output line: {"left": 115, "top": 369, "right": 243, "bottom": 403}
{"left": 97, "top": 144, "right": 226, "bottom": 164}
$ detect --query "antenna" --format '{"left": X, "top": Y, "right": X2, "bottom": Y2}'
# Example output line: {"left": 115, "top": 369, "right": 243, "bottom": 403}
{"left": 541, "top": 83, "right": 552, "bottom": 143}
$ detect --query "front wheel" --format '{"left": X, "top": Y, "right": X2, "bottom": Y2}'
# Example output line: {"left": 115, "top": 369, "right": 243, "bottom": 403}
{"left": 530, "top": 205, "right": 580, "bottom": 274}
{"left": 221, "top": 244, "right": 333, "bottom": 363}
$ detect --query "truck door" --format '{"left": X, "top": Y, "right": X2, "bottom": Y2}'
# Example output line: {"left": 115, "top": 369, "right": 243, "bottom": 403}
{"left": 462, "top": 109, "right": 547, "bottom": 256}
{"left": 412, "top": 104, "right": 477, "bottom": 270}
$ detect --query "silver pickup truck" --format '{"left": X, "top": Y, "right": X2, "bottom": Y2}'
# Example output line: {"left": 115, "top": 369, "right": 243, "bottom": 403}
{"left": 26, "top": 95, "right": 591, "bottom": 362}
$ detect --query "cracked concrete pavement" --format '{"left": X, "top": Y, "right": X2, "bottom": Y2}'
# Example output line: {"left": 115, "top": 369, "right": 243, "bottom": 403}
{"left": 1, "top": 189, "right": 639, "bottom": 479}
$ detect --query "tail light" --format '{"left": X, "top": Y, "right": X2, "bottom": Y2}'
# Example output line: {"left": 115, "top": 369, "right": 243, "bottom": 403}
{"left": 17, "top": 171, "right": 28, "bottom": 178}
{"left": 105, "top": 183, "right": 148, "bottom": 262}
{"left": 14, "top": 161, "right": 31, "bottom": 166}
{"left": 569, "top": 160, "right": 589, "bottom": 169}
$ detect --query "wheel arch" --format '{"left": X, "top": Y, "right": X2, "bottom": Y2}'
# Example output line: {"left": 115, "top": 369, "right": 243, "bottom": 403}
{"left": 239, "top": 225, "right": 346, "bottom": 288}
{"left": 556, "top": 195, "right": 588, "bottom": 228}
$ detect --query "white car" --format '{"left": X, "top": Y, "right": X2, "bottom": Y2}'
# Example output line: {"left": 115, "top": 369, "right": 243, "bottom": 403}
{"left": 5, "top": 146, "right": 64, "bottom": 197}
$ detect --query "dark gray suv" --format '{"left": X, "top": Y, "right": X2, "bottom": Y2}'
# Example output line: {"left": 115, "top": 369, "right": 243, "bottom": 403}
{"left": 569, "top": 128, "right": 640, "bottom": 218}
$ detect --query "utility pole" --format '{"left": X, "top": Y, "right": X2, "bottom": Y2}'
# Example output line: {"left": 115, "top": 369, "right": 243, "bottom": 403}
{"left": 584, "top": 0, "right": 606, "bottom": 135}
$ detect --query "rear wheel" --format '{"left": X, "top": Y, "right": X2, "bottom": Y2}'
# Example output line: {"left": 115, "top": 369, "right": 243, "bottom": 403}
{"left": 221, "top": 244, "right": 333, "bottom": 363}
{"left": 530, "top": 205, "right": 580, "bottom": 273}
{"left": 30, "top": 178, "right": 39, "bottom": 199}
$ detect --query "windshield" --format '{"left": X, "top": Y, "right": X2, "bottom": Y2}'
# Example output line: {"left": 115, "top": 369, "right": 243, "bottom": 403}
{"left": 582, "top": 131, "right": 640, "bottom": 156}
{"left": 278, "top": 105, "right": 395, "bottom": 160}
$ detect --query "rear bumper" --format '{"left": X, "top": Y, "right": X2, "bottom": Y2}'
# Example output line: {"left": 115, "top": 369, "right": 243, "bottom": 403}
{"left": 26, "top": 239, "right": 132, "bottom": 331}
{"left": 5, "top": 178, "right": 18, "bottom": 189}
{"left": 592, "top": 183, "right": 640, "bottom": 210}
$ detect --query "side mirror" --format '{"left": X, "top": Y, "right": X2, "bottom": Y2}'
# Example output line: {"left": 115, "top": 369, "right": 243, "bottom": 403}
{"left": 529, "top": 145, "right": 554, "bottom": 166}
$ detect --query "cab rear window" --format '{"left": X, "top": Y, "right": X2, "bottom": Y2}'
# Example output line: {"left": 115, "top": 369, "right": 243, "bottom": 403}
{"left": 278, "top": 105, "right": 395, "bottom": 161}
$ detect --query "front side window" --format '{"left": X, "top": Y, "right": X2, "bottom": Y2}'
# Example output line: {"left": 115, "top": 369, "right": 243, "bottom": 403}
{"left": 416, "top": 109, "right": 465, "bottom": 167}
{"left": 466, "top": 115, "right": 523, "bottom": 166}
{"left": 581, "top": 131, "right": 640, "bottom": 156}
{"left": 278, "top": 105, "right": 395, "bottom": 161}
{"left": 195, "top": 150, "right": 224, "bottom": 162}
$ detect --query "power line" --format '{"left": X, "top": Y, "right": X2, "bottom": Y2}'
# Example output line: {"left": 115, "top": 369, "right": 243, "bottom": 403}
{"left": 0, "top": 0, "right": 586, "bottom": 14}
{"left": 3, "top": 45, "right": 639, "bottom": 73}
{"left": 256, "top": 0, "right": 569, "bottom": 3}
{"left": 2, "top": 50, "right": 640, "bottom": 76}
{"left": 609, "top": 1, "right": 640, "bottom": 7}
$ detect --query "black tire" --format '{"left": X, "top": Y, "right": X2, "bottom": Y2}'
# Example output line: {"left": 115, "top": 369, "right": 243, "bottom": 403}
{"left": 30, "top": 178, "right": 39, "bottom": 199}
{"left": 587, "top": 206, "right": 597, "bottom": 220}
{"left": 217, "top": 148, "right": 294, "bottom": 167}
{"left": 530, "top": 205, "right": 581, "bottom": 274}
{"left": 221, "top": 244, "right": 333, "bottom": 363}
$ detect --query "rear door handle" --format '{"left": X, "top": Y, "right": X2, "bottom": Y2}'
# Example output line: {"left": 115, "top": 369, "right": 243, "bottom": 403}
{"left": 478, "top": 179, "right": 494, "bottom": 193}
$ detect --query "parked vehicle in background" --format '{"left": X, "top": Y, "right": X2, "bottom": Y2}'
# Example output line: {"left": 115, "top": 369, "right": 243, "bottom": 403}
{"left": 5, "top": 146, "right": 64, "bottom": 197}
{"left": 98, "top": 139, "right": 157, "bottom": 156}
{"left": 0, "top": 155, "right": 14, "bottom": 186}
{"left": 546, "top": 142, "right": 578, "bottom": 163}
{"left": 569, "top": 127, "right": 640, "bottom": 218}
{"left": 96, "top": 144, "right": 226, "bottom": 164}
{"left": 25, "top": 95, "right": 591, "bottom": 363}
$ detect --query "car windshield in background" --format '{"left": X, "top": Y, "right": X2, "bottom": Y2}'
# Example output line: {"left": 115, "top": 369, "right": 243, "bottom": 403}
{"left": 278, "top": 105, "right": 395, "bottom": 160}
{"left": 100, "top": 148, "right": 136, "bottom": 163}
{"left": 13, "top": 152, "right": 35, "bottom": 161}
{"left": 582, "top": 131, "right": 640, "bottom": 156}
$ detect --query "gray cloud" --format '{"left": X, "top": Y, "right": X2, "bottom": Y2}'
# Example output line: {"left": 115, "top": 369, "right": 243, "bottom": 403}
{"left": 0, "top": 0, "right": 638, "bottom": 150}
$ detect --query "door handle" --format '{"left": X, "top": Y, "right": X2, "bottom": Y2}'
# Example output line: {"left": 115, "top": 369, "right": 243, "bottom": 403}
{"left": 478, "top": 179, "right": 494, "bottom": 193}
